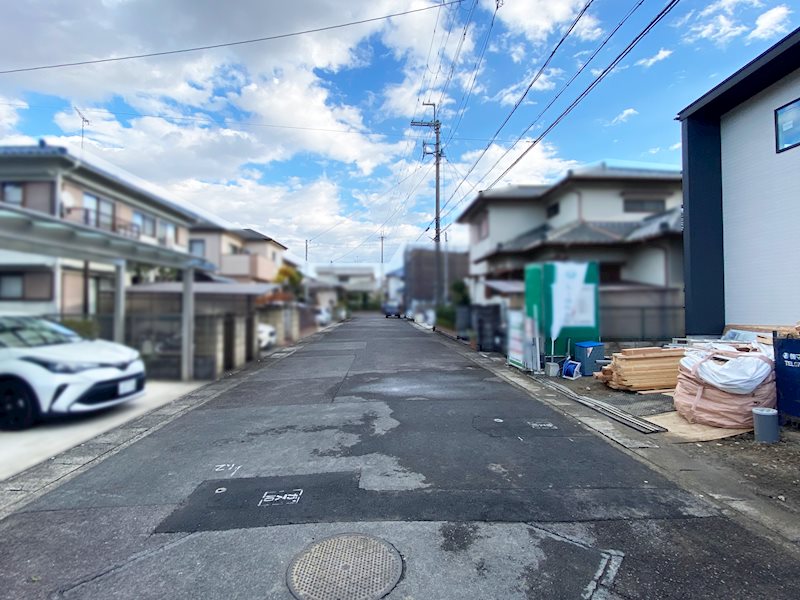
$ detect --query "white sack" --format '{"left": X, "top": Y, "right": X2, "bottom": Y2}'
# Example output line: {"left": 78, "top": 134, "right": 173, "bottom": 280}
{"left": 680, "top": 345, "right": 773, "bottom": 395}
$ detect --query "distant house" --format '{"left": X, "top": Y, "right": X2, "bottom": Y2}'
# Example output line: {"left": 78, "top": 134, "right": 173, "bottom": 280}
{"left": 678, "top": 27, "right": 800, "bottom": 334}
{"left": 0, "top": 144, "right": 199, "bottom": 316}
{"left": 456, "top": 162, "right": 685, "bottom": 340}
{"left": 385, "top": 267, "right": 404, "bottom": 304}
{"left": 189, "top": 222, "right": 287, "bottom": 283}
{"left": 314, "top": 264, "right": 378, "bottom": 308}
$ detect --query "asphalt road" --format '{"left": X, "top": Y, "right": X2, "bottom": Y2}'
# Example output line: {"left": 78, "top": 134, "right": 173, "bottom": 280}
{"left": 2, "top": 314, "right": 799, "bottom": 599}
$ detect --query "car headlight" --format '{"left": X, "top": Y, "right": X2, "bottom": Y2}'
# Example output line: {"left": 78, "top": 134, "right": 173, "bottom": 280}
{"left": 22, "top": 357, "right": 102, "bottom": 373}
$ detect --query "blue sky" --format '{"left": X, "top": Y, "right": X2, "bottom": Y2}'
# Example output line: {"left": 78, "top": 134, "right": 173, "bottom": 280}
{"left": 0, "top": 0, "right": 795, "bottom": 267}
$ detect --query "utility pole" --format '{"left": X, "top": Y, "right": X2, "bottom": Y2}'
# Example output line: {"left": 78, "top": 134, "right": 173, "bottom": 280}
{"left": 443, "top": 230, "right": 449, "bottom": 304}
{"left": 305, "top": 239, "right": 308, "bottom": 263}
{"left": 380, "top": 231, "right": 385, "bottom": 301}
{"left": 411, "top": 102, "right": 443, "bottom": 306}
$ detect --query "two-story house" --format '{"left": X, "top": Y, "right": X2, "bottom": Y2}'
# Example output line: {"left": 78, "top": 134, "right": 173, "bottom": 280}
{"left": 188, "top": 222, "right": 287, "bottom": 283}
{"left": 0, "top": 143, "right": 198, "bottom": 316}
{"left": 456, "top": 162, "right": 685, "bottom": 340}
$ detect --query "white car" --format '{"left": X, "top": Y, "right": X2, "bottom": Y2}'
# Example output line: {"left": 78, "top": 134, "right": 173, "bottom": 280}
{"left": 0, "top": 317, "right": 146, "bottom": 430}
{"left": 257, "top": 323, "right": 277, "bottom": 350}
{"left": 314, "top": 307, "right": 332, "bottom": 327}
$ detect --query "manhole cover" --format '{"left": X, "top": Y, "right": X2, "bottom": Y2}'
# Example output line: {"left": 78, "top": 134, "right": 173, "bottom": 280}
{"left": 287, "top": 533, "right": 402, "bottom": 600}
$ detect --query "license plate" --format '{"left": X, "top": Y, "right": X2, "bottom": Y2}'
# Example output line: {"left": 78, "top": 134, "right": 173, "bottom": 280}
{"left": 118, "top": 378, "right": 137, "bottom": 396}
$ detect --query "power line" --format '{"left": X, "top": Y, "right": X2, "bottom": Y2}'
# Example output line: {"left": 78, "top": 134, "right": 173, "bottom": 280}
{"left": 0, "top": 1, "right": 463, "bottom": 75}
{"left": 440, "top": 0, "right": 596, "bottom": 213}
{"left": 330, "top": 162, "right": 435, "bottom": 263}
{"left": 487, "top": 0, "right": 681, "bottom": 188}
{"left": 441, "top": 0, "right": 648, "bottom": 213}
{"left": 442, "top": 0, "right": 501, "bottom": 148}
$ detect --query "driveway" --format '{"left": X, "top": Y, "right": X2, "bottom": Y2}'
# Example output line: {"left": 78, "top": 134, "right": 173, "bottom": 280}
{"left": 1, "top": 314, "right": 799, "bottom": 599}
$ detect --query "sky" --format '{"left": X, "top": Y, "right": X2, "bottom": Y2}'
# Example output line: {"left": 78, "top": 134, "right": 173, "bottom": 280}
{"left": 0, "top": 0, "right": 795, "bottom": 268}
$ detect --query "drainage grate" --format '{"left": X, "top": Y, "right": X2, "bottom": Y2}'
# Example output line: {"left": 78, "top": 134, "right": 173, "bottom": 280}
{"left": 287, "top": 533, "right": 403, "bottom": 600}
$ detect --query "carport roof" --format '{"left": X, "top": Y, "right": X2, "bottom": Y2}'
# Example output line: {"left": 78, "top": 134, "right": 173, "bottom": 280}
{"left": 0, "top": 204, "right": 215, "bottom": 270}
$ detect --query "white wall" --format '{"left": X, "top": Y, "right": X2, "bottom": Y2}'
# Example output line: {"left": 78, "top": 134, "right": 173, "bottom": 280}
{"left": 0, "top": 300, "right": 58, "bottom": 315}
{"left": 721, "top": 67, "right": 800, "bottom": 325}
{"left": 621, "top": 246, "right": 667, "bottom": 286}
{"left": 545, "top": 192, "right": 579, "bottom": 229}
{"left": 467, "top": 201, "right": 545, "bottom": 304}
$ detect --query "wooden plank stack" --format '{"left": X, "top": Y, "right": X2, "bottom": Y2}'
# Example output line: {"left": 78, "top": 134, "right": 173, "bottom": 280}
{"left": 593, "top": 347, "right": 686, "bottom": 392}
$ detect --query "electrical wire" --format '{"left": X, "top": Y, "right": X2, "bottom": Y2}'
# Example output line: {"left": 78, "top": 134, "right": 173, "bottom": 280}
{"left": 440, "top": 0, "right": 596, "bottom": 212}
{"left": 0, "top": 1, "right": 463, "bottom": 75}
{"left": 330, "top": 162, "right": 435, "bottom": 262}
{"left": 437, "top": 0, "right": 657, "bottom": 223}
{"left": 487, "top": 0, "right": 681, "bottom": 188}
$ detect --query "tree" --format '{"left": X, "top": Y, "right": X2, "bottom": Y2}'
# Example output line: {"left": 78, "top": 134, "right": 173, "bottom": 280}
{"left": 451, "top": 280, "right": 470, "bottom": 306}
{"left": 276, "top": 265, "right": 303, "bottom": 298}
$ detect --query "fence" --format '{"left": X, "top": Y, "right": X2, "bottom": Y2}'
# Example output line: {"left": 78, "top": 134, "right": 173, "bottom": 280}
{"left": 600, "top": 306, "right": 685, "bottom": 341}
{"left": 47, "top": 312, "right": 255, "bottom": 380}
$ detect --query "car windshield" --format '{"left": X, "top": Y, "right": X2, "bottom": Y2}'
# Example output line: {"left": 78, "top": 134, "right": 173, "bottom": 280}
{"left": 0, "top": 317, "right": 81, "bottom": 348}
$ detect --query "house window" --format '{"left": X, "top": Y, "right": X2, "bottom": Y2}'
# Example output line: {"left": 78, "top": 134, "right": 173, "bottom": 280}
{"left": 82, "top": 193, "right": 99, "bottom": 225}
{"left": 477, "top": 212, "right": 489, "bottom": 240}
{"left": 133, "top": 212, "right": 156, "bottom": 237}
{"left": 272, "top": 251, "right": 276, "bottom": 261}
{"left": 98, "top": 198, "right": 114, "bottom": 231}
{"left": 1, "top": 183, "right": 23, "bottom": 206}
{"left": 624, "top": 198, "right": 666, "bottom": 213}
{"left": 229, "top": 243, "right": 243, "bottom": 254}
{"left": 776, "top": 97, "right": 800, "bottom": 153}
{"left": 189, "top": 239, "right": 206, "bottom": 258}
{"left": 546, "top": 202, "right": 560, "bottom": 218}
{"left": 0, "top": 274, "right": 23, "bottom": 299}
{"left": 158, "top": 221, "right": 177, "bottom": 245}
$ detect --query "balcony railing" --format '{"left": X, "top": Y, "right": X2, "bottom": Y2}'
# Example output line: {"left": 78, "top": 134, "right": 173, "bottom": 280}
{"left": 61, "top": 207, "right": 143, "bottom": 240}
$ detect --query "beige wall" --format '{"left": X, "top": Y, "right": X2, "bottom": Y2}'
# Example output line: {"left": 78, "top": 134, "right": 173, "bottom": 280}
{"left": 61, "top": 270, "right": 84, "bottom": 314}
{"left": 24, "top": 182, "right": 54, "bottom": 214}
{"left": 189, "top": 232, "right": 223, "bottom": 267}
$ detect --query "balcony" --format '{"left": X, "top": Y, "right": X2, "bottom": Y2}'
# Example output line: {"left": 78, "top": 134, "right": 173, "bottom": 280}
{"left": 220, "top": 253, "right": 274, "bottom": 282}
{"left": 62, "top": 207, "right": 142, "bottom": 239}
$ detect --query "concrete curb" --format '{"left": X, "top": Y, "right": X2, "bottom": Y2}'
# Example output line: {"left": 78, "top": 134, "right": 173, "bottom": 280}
{"left": 426, "top": 324, "right": 800, "bottom": 555}
{"left": 0, "top": 322, "right": 342, "bottom": 522}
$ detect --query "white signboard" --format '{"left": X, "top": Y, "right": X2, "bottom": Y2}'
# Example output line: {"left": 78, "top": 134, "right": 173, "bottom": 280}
{"left": 507, "top": 310, "right": 525, "bottom": 369}
{"left": 550, "top": 263, "right": 596, "bottom": 341}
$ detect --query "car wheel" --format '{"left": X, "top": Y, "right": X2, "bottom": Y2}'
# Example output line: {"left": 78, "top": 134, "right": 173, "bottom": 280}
{"left": 0, "top": 378, "right": 39, "bottom": 430}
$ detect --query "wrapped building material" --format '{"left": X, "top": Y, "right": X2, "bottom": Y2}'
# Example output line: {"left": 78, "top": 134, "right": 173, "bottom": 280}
{"left": 674, "top": 345, "right": 776, "bottom": 428}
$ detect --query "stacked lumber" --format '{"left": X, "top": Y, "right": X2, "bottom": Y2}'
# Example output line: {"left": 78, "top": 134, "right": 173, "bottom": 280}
{"left": 593, "top": 347, "right": 685, "bottom": 391}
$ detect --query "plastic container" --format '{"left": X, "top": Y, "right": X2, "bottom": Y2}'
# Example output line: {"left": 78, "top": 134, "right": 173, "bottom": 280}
{"left": 752, "top": 407, "right": 780, "bottom": 444}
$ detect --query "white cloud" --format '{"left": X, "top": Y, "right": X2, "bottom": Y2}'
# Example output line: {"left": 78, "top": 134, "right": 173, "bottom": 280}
{"left": 573, "top": 13, "right": 604, "bottom": 41}
{"left": 747, "top": 5, "right": 792, "bottom": 40}
{"left": 685, "top": 14, "right": 749, "bottom": 44}
{"left": 0, "top": 98, "right": 28, "bottom": 135}
{"left": 647, "top": 147, "right": 660, "bottom": 155}
{"left": 482, "top": 0, "right": 598, "bottom": 43}
{"left": 608, "top": 108, "right": 638, "bottom": 126}
{"left": 491, "top": 68, "right": 563, "bottom": 106}
{"left": 635, "top": 48, "right": 673, "bottom": 68}
{"left": 699, "top": 0, "right": 762, "bottom": 18}
{"left": 450, "top": 140, "right": 578, "bottom": 198}
{"left": 669, "top": 142, "right": 682, "bottom": 151}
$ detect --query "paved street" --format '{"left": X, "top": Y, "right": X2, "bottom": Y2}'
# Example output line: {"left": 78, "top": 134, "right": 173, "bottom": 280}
{"left": 2, "top": 314, "right": 799, "bottom": 599}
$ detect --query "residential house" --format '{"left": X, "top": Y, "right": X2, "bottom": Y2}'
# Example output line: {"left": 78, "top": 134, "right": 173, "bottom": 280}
{"left": 0, "top": 143, "right": 197, "bottom": 317}
{"left": 314, "top": 264, "right": 377, "bottom": 308}
{"left": 189, "top": 222, "right": 287, "bottom": 283}
{"left": 456, "top": 162, "right": 684, "bottom": 340}
{"left": 678, "top": 27, "right": 800, "bottom": 334}
{"left": 385, "top": 267, "right": 404, "bottom": 304}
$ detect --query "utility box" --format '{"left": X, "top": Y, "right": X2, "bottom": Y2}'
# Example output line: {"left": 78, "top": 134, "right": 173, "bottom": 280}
{"left": 525, "top": 262, "right": 600, "bottom": 357}
{"left": 774, "top": 337, "right": 800, "bottom": 418}
{"left": 575, "top": 341, "right": 604, "bottom": 376}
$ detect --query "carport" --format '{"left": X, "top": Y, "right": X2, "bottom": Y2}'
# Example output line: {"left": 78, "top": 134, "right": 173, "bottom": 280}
{"left": 0, "top": 203, "right": 214, "bottom": 380}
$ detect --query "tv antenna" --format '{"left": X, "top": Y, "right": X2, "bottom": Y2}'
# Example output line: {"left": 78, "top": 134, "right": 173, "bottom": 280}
{"left": 74, "top": 107, "right": 90, "bottom": 151}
